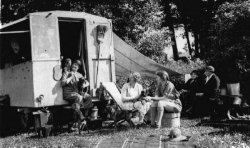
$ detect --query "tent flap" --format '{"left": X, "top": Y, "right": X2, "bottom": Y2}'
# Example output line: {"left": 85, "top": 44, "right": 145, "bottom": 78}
{"left": 113, "top": 33, "right": 181, "bottom": 79}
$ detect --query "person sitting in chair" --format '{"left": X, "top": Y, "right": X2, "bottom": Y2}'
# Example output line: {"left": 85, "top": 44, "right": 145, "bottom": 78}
{"left": 192, "top": 66, "right": 220, "bottom": 117}
{"left": 180, "top": 70, "right": 203, "bottom": 113}
{"left": 121, "top": 72, "right": 151, "bottom": 126}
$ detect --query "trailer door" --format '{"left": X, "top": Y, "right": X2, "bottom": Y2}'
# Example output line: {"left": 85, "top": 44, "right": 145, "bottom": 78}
{"left": 85, "top": 20, "right": 115, "bottom": 97}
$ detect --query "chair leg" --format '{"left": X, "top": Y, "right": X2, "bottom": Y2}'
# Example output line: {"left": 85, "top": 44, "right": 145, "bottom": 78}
{"left": 79, "top": 119, "right": 89, "bottom": 135}
{"left": 130, "top": 120, "right": 135, "bottom": 127}
{"left": 85, "top": 120, "right": 90, "bottom": 133}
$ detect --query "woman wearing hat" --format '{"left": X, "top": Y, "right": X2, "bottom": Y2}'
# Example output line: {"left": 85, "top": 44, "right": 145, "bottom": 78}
{"left": 146, "top": 71, "right": 182, "bottom": 129}
{"left": 181, "top": 70, "right": 204, "bottom": 112}
{"left": 61, "top": 60, "right": 93, "bottom": 123}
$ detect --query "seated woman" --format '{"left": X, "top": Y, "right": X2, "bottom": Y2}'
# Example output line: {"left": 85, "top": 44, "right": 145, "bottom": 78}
{"left": 121, "top": 72, "right": 151, "bottom": 126}
{"left": 146, "top": 71, "right": 182, "bottom": 129}
{"left": 180, "top": 70, "right": 203, "bottom": 112}
{"left": 61, "top": 60, "right": 93, "bottom": 122}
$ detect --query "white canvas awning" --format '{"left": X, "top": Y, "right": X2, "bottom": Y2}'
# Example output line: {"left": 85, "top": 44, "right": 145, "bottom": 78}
{"left": 113, "top": 33, "right": 181, "bottom": 79}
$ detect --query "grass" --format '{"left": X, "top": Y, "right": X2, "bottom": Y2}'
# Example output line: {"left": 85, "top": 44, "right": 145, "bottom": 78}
{"left": 1, "top": 117, "right": 250, "bottom": 148}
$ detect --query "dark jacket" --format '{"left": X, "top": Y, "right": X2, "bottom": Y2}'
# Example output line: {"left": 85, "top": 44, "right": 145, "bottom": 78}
{"left": 203, "top": 74, "right": 220, "bottom": 98}
{"left": 183, "top": 78, "right": 203, "bottom": 93}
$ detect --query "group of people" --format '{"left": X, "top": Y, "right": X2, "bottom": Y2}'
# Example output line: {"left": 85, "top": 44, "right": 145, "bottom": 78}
{"left": 121, "top": 71, "right": 182, "bottom": 129}
{"left": 121, "top": 65, "right": 221, "bottom": 128}
{"left": 180, "top": 66, "right": 220, "bottom": 117}
{"left": 61, "top": 58, "right": 220, "bottom": 130}
{"left": 61, "top": 59, "right": 93, "bottom": 128}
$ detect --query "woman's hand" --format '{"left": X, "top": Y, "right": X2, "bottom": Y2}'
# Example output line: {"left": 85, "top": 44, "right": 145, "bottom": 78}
{"left": 145, "top": 96, "right": 152, "bottom": 101}
{"left": 134, "top": 94, "right": 141, "bottom": 101}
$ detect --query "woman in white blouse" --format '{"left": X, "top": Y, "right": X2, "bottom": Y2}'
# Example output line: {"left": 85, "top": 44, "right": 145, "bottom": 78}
{"left": 121, "top": 72, "right": 151, "bottom": 125}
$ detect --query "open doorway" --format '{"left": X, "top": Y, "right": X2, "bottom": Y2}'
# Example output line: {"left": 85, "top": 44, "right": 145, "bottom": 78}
{"left": 58, "top": 20, "right": 88, "bottom": 78}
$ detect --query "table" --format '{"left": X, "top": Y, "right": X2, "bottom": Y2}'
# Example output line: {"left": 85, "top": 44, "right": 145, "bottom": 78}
{"left": 216, "top": 94, "right": 244, "bottom": 119}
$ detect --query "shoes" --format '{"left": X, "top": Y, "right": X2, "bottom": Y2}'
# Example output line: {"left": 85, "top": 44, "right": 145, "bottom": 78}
{"left": 136, "top": 122, "right": 147, "bottom": 128}
{"left": 145, "top": 120, "right": 151, "bottom": 125}
{"left": 150, "top": 122, "right": 157, "bottom": 128}
{"left": 155, "top": 125, "right": 161, "bottom": 130}
{"left": 80, "top": 120, "right": 87, "bottom": 129}
{"left": 150, "top": 122, "right": 161, "bottom": 129}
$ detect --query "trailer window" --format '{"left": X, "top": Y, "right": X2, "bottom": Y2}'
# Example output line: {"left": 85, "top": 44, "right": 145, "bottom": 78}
{"left": 0, "top": 20, "right": 31, "bottom": 69}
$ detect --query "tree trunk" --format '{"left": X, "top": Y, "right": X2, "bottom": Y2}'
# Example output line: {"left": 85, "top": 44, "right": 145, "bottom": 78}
{"left": 164, "top": 2, "right": 179, "bottom": 61}
{"left": 169, "top": 25, "right": 179, "bottom": 61}
{"left": 184, "top": 23, "right": 192, "bottom": 58}
{"left": 194, "top": 30, "right": 199, "bottom": 57}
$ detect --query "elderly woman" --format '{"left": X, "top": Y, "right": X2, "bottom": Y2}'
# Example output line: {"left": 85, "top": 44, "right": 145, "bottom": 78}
{"left": 146, "top": 71, "right": 182, "bottom": 129}
{"left": 61, "top": 60, "right": 93, "bottom": 121}
{"left": 181, "top": 70, "right": 203, "bottom": 112}
{"left": 121, "top": 72, "right": 151, "bottom": 125}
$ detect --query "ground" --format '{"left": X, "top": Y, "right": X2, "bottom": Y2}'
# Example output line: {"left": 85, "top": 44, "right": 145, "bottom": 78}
{"left": 0, "top": 117, "right": 250, "bottom": 148}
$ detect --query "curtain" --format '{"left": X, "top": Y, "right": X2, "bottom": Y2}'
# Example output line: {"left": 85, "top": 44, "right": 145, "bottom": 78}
{"left": 78, "top": 23, "right": 87, "bottom": 78}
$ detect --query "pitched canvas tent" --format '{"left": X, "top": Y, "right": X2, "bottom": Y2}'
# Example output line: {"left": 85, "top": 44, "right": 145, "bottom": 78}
{"left": 113, "top": 33, "right": 181, "bottom": 79}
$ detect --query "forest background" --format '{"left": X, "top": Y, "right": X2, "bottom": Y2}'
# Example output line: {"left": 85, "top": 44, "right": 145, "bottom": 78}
{"left": 1, "top": 0, "right": 250, "bottom": 100}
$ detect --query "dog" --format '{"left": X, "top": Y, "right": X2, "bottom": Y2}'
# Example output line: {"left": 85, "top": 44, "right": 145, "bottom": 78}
{"left": 136, "top": 89, "right": 150, "bottom": 105}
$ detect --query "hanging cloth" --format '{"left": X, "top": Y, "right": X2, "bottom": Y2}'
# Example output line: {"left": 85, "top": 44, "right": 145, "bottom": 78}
{"left": 78, "top": 25, "right": 87, "bottom": 78}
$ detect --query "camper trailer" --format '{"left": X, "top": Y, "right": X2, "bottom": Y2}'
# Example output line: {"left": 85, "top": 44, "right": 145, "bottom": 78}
{"left": 0, "top": 11, "right": 180, "bottom": 135}
{"left": 0, "top": 11, "right": 115, "bottom": 108}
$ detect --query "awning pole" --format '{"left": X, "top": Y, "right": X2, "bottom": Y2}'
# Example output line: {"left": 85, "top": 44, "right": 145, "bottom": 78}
{"left": 0, "top": 30, "right": 30, "bottom": 34}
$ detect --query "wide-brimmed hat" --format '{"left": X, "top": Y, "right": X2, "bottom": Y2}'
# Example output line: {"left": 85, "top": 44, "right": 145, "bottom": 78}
{"left": 205, "top": 66, "right": 215, "bottom": 73}
{"left": 168, "top": 128, "right": 188, "bottom": 142}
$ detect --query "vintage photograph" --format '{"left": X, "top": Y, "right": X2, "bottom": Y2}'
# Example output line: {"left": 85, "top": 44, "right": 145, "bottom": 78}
{"left": 0, "top": 0, "right": 250, "bottom": 147}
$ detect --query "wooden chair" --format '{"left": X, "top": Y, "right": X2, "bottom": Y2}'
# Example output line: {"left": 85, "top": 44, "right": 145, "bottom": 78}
{"left": 101, "top": 82, "right": 138, "bottom": 128}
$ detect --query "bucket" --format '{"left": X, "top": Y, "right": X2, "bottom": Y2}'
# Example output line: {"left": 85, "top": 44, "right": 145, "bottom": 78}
{"left": 227, "top": 83, "right": 240, "bottom": 96}
{"left": 162, "top": 113, "right": 180, "bottom": 128}
{"left": 91, "top": 106, "right": 98, "bottom": 119}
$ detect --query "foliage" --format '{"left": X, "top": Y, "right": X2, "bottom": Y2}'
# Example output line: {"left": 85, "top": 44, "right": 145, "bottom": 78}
{"left": 204, "top": 0, "right": 250, "bottom": 91}
{"left": 116, "top": 59, "right": 205, "bottom": 93}
{"left": 113, "top": 0, "right": 172, "bottom": 61}
{"left": 137, "top": 28, "right": 171, "bottom": 60}
{"left": 165, "top": 58, "right": 205, "bottom": 74}
{"left": 166, "top": 59, "right": 205, "bottom": 90}
{"left": 1, "top": 0, "right": 170, "bottom": 60}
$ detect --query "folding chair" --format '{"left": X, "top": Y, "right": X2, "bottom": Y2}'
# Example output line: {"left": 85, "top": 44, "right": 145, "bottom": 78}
{"left": 101, "top": 82, "right": 139, "bottom": 128}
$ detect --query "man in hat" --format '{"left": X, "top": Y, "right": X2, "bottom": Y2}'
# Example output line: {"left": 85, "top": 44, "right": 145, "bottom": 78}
{"left": 193, "top": 66, "right": 220, "bottom": 116}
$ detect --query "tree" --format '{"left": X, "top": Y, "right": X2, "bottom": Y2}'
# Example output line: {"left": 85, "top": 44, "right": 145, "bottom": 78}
{"left": 1, "top": 0, "right": 170, "bottom": 61}
{"left": 172, "top": 0, "right": 234, "bottom": 59}
{"left": 161, "top": 0, "right": 179, "bottom": 61}
{"left": 204, "top": 0, "right": 250, "bottom": 90}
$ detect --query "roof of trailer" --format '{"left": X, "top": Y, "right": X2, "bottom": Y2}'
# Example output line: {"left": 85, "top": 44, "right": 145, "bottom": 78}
{"left": 29, "top": 11, "right": 110, "bottom": 21}
{"left": 0, "top": 11, "right": 110, "bottom": 30}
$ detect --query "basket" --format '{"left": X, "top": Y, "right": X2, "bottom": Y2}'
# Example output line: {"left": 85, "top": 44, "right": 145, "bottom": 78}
{"left": 162, "top": 113, "right": 180, "bottom": 128}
